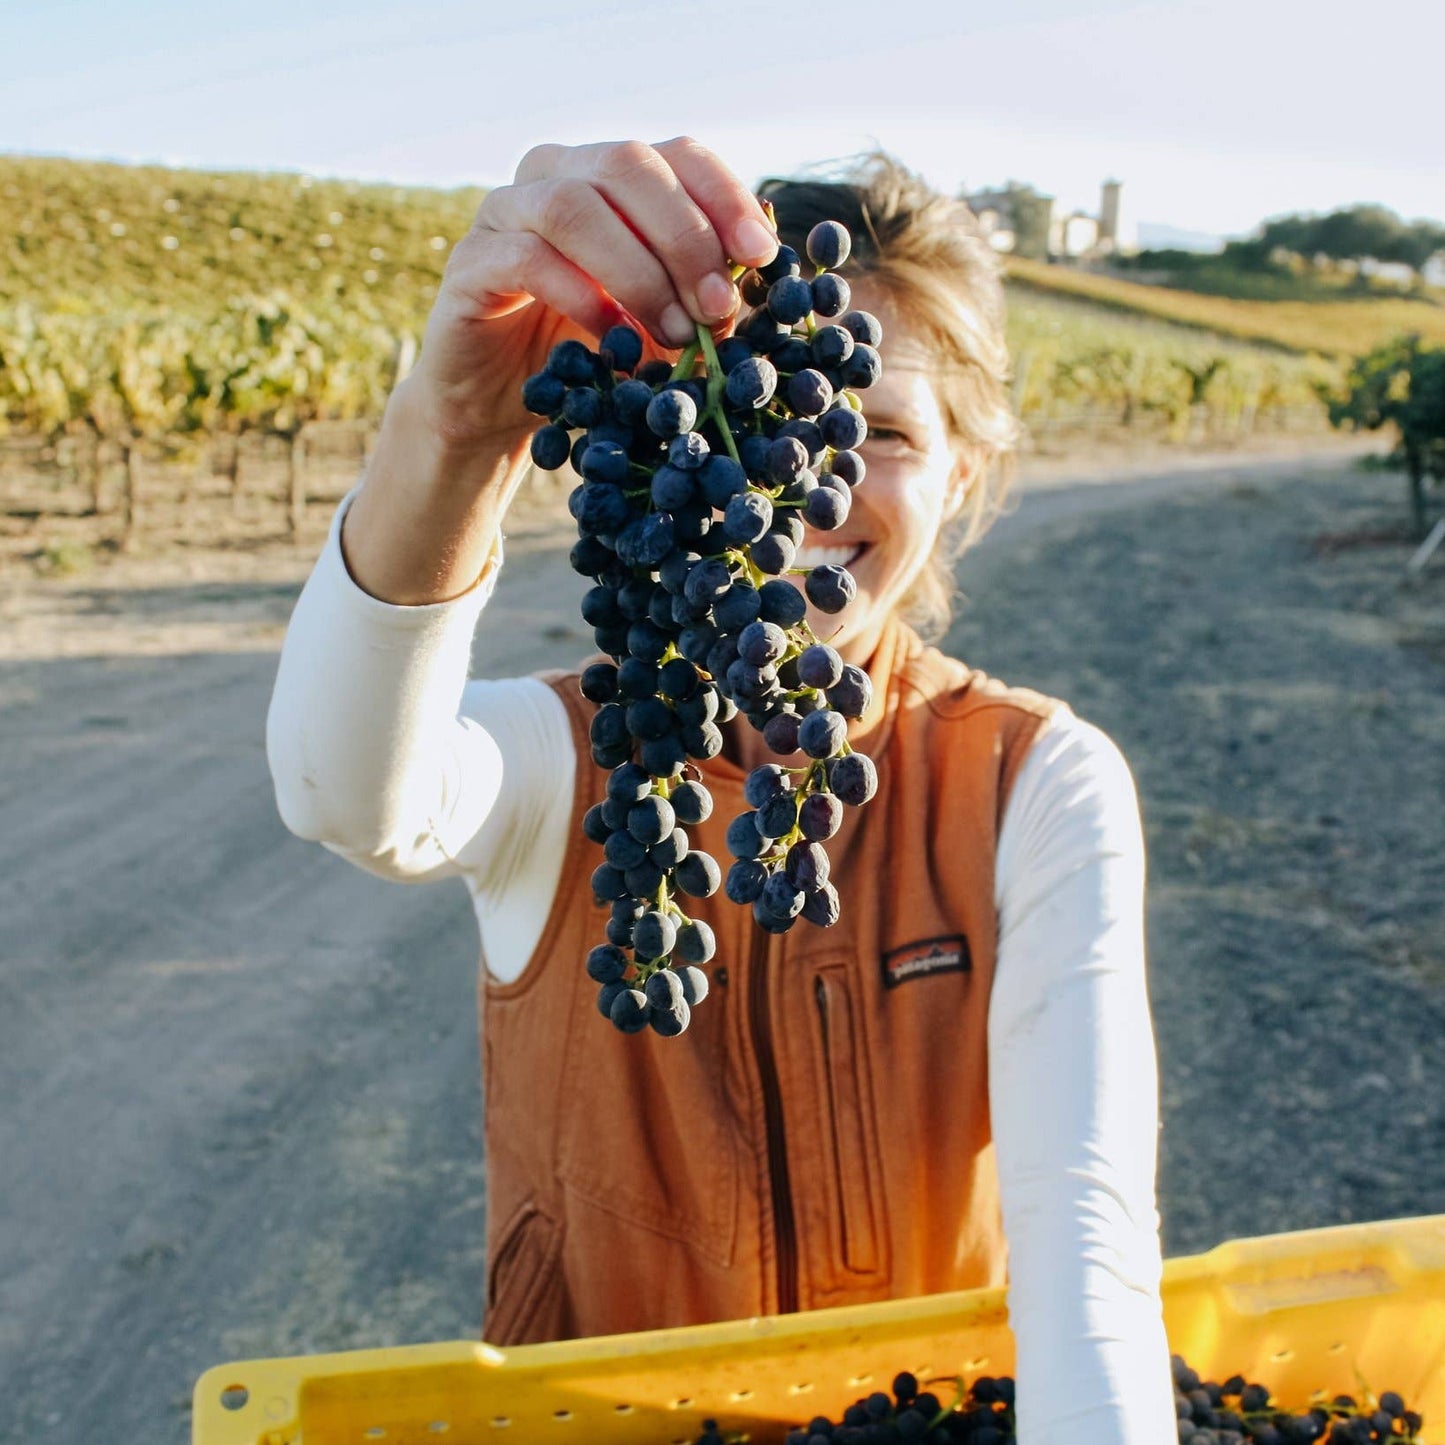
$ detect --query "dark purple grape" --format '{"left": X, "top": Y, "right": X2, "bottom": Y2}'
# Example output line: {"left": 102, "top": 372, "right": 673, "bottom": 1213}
{"left": 762, "top": 711, "right": 802, "bottom": 755}
{"left": 839, "top": 310, "right": 883, "bottom": 347}
{"left": 787, "top": 368, "right": 834, "bottom": 418}
{"left": 799, "top": 709, "right": 847, "bottom": 758}
{"left": 599, "top": 323, "right": 643, "bottom": 373}
{"left": 767, "top": 276, "right": 814, "bottom": 327}
{"left": 785, "top": 840, "right": 830, "bottom": 889}
{"left": 586, "top": 944, "right": 629, "bottom": 984}
{"left": 675, "top": 850, "right": 721, "bottom": 899}
{"left": 723, "top": 491, "right": 773, "bottom": 545}
{"left": 829, "top": 752, "right": 877, "bottom": 806}
{"left": 583, "top": 802, "right": 611, "bottom": 845}
{"left": 759, "top": 244, "right": 802, "bottom": 284}
{"left": 546, "top": 338, "right": 596, "bottom": 384}
{"left": 830, "top": 449, "right": 866, "bottom": 487}
{"left": 608, "top": 987, "right": 651, "bottom": 1033}
{"left": 743, "top": 763, "right": 791, "bottom": 809}
{"left": 648, "top": 996, "right": 690, "bottom": 1037}
{"left": 579, "top": 661, "right": 619, "bottom": 704}
{"left": 645, "top": 389, "right": 697, "bottom": 438}
{"left": 821, "top": 406, "right": 867, "bottom": 450}
{"left": 590, "top": 862, "right": 628, "bottom": 903}
{"left": 798, "top": 791, "right": 843, "bottom": 841}
{"left": 522, "top": 371, "right": 566, "bottom": 415}
{"left": 804, "top": 486, "right": 850, "bottom": 530}
{"left": 757, "top": 790, "right": 798, "bottom": 839}
{"left": 805, "top": 564, "right": 857, "bottom": 614}
{"left": 810, "top": 272, "right": 851, "bottom": 317}
{"left": 562, "top": 386, "right": 604, "bottom": 429}
{"left": 596, "top": 978, "right": 629, "bottom": 1018}
{"left": 669, "top": 779, "right": 713, "bottom": 825}
{"left": 627, "top": 794, "right": 675, "bottom": 844}
{"left": 828, "top": 663, "right": 873, "bottom": 719}
{"left": 725, "top": 857, "right": 768, "bottom": 904}
{"left": 725, "top": 811, "right": 769, "bottom": 860}
{"left": 807, "top": 220, "right": 851, "bottom": 269}
{"left": 649, "top": 827, "right": 689, "bottom": 869}
{"left": 800, "top": 881, "right": 842, "bottom": 927}
{"left": 842, "top": 344, "right": 882, "bottom": 389}
{"left": 750, "top": 531, "right": 797, "bottom": 575}
{"left": 797, "top": 644, "right": 843, "bottom": 689}
{"left": 811, "top": 325, "right": 854, "bottom": 369}
{"left": 604, "top": 829, "right": 647, "bottom": 871}
{"left": 530, "top": 424, "right": 571, "bottom": 470}
{"left": 640, "top": 733, "right": 686, "bottom": 778}
{"left": 768, "top": 434, "right": 810, "bottom": 484}
{"left": 674, "top": 919, "right": 716, "bottom": 966}
{"left": 713, "top": 582, "right": 762, "bottom": 631}
{"left": 760, "top": 870, "right": 805, "bottom": 919}
{"left": 726, "top": 355, "right": 778, "bottom": 409}
{"left": 675, "top": 961, "right": 710, "bottom": 1002}
{"left": 758, "top": 578, "right": 808, "bottom": 627}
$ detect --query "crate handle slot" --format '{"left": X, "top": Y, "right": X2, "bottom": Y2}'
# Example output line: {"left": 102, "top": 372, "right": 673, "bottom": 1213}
{"left": 220, "top": 1385, "right": 249, "bottom": 1412}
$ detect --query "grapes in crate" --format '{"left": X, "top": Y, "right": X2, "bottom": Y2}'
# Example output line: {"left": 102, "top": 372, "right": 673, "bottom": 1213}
{"left": 521, "top": 218, "right": 881, "bottom": 1037}
{"left": 689, "top": 1355, "right": 1427, "bottom": 1445}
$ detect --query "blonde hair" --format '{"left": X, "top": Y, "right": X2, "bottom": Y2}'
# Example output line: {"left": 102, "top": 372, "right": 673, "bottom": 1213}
{"left": 757, "top": 154, "right": 1020, "bottom": 640}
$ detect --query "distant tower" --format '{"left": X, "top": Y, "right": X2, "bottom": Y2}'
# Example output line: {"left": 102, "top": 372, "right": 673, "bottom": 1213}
{"left": 1098, "top": 178, "right": 1123, "bottom": 250}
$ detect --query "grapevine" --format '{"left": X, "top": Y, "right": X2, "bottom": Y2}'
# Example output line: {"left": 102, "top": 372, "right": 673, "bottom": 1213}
{"left": 521, "top": 218, "right": 882, "bottom": 1038}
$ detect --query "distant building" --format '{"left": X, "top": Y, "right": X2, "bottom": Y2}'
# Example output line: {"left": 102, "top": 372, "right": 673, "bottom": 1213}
{"left": 966, "top": 177, "right": 1137, "bottom": 262}
{"left": 965, "top": 182, "right": 1054, "bottom": 261}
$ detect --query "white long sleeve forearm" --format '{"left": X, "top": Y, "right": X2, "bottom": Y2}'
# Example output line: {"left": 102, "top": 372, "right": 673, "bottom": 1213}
{"left": 267, "top": 487, "right": 1174, "bottom": 1441}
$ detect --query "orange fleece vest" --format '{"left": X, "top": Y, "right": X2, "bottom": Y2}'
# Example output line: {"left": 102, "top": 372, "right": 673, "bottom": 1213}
{"left": 479, "top": 612, "right": 1062, "bottom": 1344}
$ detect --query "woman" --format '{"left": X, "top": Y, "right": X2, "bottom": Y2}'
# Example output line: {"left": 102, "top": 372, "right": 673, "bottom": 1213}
{"left": 266, "top": 137, "right": 1175, "bottom": 1441}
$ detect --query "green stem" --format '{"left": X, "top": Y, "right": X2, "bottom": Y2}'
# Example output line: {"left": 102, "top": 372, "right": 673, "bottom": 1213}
{"left": 669, "top": 340, "right": 700, "bottom": 381}
{"left": 695, "top": 323, "right": 743, "bottom": 467}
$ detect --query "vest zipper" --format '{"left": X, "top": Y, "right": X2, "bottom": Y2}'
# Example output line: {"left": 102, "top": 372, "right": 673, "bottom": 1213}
{"left": 749, "top": 924, "right": 798, "bottom": 1314}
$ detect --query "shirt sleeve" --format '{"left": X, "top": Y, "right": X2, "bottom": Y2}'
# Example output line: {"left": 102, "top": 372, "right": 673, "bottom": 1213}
{"left": 265, "top": 485, "right": 571, "bottom": 936}
{"left": 989, "top": 707, "right": 1176, "bottom": 1445}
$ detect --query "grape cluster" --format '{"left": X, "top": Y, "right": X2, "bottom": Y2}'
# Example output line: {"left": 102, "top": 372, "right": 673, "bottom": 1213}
{"left": 522, "top": 217, "right": 882, "bottom": 1038}
{"left": 1171, "top": 1355, "right": 1425, "bottom": 1445}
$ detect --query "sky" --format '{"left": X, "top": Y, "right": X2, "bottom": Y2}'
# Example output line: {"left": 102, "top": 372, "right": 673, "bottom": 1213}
{"left": 4, "top": 0, "right": 1442, "bottom": 244}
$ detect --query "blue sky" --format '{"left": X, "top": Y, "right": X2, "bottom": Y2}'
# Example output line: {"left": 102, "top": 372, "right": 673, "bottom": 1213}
{"left": 4, "top": 0, "right": 1440, "bottom": 241}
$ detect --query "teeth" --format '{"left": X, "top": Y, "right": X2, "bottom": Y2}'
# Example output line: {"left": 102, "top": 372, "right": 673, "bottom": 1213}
{"left": 795, "top": 545, "right": 863, "bottom": 571}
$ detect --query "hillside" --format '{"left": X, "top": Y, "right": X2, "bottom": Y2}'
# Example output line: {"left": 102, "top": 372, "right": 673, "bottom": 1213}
{"left": 1004, "top": 254, "right": 1445, "bottom": 358}
{"left": 0, "top": 155, "right": 1337, "bottom": 458}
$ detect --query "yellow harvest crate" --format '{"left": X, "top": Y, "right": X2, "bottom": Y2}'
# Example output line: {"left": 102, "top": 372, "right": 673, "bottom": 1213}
{"left": 194, "top": 1214, "right": 1445, "bottom": 1445}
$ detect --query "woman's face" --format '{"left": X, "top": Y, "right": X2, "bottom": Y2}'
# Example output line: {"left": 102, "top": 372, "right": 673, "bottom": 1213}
{"left": 793, "top": 286, "right": 968, "bottom": 663}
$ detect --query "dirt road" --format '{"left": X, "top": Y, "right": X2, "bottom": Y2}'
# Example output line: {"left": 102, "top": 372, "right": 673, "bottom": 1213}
{"left": 0, "top": 445, "right": 1440, "bottom": 1443}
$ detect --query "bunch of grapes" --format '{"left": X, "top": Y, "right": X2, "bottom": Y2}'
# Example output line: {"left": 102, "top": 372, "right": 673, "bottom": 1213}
{"left": 1171, "top": 1354, "right": 1425, "bottom": 1445}
{"left": 521, "top": 217, "right": 882, "bottom": 1039}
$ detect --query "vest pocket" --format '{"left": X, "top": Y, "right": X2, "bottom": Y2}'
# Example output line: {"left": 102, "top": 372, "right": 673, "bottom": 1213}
{"left": 484, "top": 1201, "right": 565, "bottom": 1346}
{"left": 811, "top": 963, "right": 886, "bottom": 1277}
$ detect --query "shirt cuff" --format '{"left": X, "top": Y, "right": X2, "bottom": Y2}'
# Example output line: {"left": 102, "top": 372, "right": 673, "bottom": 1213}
{"left": 324, "top": 482, "right": 505, "bottom": 628}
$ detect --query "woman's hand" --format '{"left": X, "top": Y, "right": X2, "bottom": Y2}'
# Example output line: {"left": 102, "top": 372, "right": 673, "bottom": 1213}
{"left": 408, "top": 137, "right": 780, "bottom": 451}
{"left": 342, "top": 138, "right": 778, "bottom": 606}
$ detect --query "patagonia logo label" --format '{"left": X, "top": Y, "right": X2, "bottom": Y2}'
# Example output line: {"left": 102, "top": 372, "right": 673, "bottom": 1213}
{"left": 882, "top": 935, "right": 971, "bottom": 989}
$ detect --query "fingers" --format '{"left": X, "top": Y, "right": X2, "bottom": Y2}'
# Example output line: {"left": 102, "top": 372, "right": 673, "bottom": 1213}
{"left": 650, "top": 136, "right": 778, "bottom": 270}
{"left": 444, "top": 228, "right": 629, "bottom": 345}
{"left": 479, "top": 175, "right": 699, "bottom": 347}
{"left": 485, "top": 138, "right": 779, "bottom": 350}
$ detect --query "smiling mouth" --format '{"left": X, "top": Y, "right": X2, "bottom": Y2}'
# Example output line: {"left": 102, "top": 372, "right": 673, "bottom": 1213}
{"left": 795, "top": 543, "right": 869, "bottom": 571}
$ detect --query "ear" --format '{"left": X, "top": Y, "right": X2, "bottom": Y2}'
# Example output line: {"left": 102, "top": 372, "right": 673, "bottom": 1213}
{"left": 943, "top": 448, "right": 979, "bottom": 523}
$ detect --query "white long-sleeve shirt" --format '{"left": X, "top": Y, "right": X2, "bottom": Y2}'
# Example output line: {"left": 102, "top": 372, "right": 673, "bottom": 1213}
{"left": 266, "top": 486, "right": 1176, "bottom": 1443}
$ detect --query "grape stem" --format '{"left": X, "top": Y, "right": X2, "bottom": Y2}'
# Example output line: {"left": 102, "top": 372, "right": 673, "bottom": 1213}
{"left": 694, "top": 323, "right": 744, "bottom": 468}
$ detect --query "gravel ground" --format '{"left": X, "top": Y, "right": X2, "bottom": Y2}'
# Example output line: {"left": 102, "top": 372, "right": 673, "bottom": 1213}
{"left": 0, "top": 447, "right": 1440, "bottom": 1443}
{"left": 944, "top": 455, "right": 1445, "bottom": 1252}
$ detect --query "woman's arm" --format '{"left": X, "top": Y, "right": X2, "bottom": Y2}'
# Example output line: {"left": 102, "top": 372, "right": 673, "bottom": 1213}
{"left": 989, "top": 709, "right": 1177, "bottom": 1444}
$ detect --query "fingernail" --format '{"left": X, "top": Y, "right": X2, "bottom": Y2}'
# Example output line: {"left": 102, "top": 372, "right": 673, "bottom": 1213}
{"left": 697, "top": 272, "right": 736, "bottom": 321}
{"left": 734, "top": 219, "right": 778, "bottom": 264}
{"left": 661, "top": 303, "right": 695, "bottom": 346}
